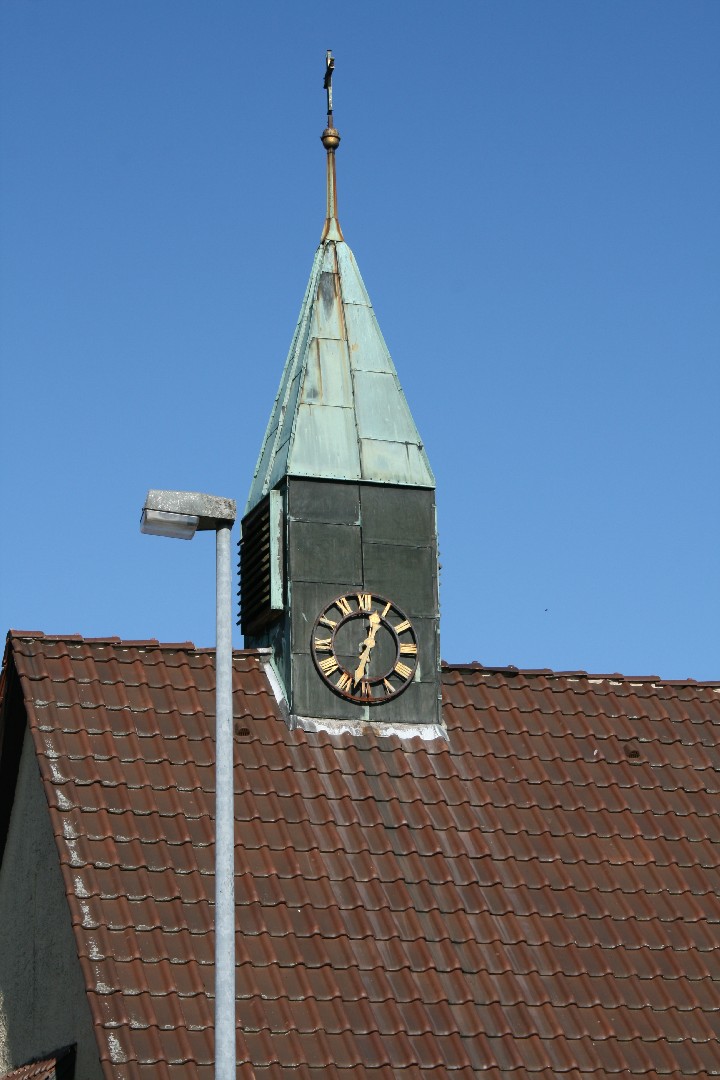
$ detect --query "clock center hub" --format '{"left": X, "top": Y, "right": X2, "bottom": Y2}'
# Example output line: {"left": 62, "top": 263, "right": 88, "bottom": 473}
{"left": 333, "top": 613, "right": 397, "bottom": 684}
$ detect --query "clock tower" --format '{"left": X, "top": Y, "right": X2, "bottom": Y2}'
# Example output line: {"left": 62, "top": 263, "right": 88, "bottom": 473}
{"left": 240, "top": 54, "right": 442, "bottom": 736}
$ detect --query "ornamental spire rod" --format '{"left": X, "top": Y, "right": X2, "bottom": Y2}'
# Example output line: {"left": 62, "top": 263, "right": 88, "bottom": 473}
{"left": 320, "top": 49, "right": 343, "bottom": 242}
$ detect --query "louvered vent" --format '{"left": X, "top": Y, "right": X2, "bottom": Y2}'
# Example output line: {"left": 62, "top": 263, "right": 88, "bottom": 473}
{"left": 238, "top": 490, "right": 284, "bottom": 635}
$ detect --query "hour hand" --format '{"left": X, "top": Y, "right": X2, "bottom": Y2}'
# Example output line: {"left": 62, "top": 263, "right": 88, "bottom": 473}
{"left": 353, "top": 612, "right": 380, "bottom": 685}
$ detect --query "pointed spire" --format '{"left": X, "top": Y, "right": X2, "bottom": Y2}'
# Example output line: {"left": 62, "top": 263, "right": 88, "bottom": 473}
{"left": 321, "top": 50, "right": 343, "bottom": 242}
{"left": 245, "top": 52, "right": 435, "bottom": 514}
{"left": 246, "top": 242, "right": 435, "bottom": 512}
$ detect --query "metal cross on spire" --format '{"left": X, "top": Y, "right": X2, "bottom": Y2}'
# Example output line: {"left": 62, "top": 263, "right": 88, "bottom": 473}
{"left": 324, "top": 49, "right": 335, "bottom": 128}
{"left": 320, "top": 49, "right": 343, "bottom": 242}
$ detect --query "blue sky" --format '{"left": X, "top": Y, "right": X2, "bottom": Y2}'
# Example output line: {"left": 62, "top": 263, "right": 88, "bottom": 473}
{"left": 1, "top": 2, "right": 718, "bottom": 679}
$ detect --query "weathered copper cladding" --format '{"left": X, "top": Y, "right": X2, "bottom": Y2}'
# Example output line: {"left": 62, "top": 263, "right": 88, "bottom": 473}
{"left": 246, "top": 239, "right": 435, "bottom": 509}
{"left": 3, "top": 631, "right": 720, "bottom": 1076}
{"left": 242, "top": 236, "right": 441, "bottom": 727}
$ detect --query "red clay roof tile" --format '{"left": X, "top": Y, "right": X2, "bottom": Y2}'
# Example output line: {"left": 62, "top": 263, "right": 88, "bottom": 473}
{"left": 0, "top": 1048, "right": 74, "bottom": 1080}
{"left": 4, "top": 632, "right": 720, "bottom": 1076}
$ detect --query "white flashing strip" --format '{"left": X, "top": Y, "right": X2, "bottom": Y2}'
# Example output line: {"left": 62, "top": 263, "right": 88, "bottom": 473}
{"left": 289, "top": 714, "right": 448, "bottom": 741}
{"left": 261, "top": 660, "right": 447, "bottom": 741}
{"left": 262, "top": 661, "right": 288, "bottom": 713}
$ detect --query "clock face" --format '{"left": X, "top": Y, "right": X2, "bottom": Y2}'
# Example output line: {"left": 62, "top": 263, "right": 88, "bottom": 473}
{"left": 311, "top": 592, "right": 418, "bottom": 705}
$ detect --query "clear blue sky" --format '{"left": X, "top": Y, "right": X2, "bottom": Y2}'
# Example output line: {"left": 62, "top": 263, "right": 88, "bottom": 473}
{"left": 2, "top": 2, "right": 719, "bottom": 679}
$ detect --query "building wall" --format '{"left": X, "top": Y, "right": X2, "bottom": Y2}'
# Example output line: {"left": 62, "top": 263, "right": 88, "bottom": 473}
{"left": 286, "top": 478, "right": 442, "bottom": 725}
{"left": 0, "top": 725, "right": 103, "bottom": 1079}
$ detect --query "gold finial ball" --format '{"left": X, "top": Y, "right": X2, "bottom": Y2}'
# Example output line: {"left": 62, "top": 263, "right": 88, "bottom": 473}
{"left": 321, "top": 127, "right": 341, "bottom": 151}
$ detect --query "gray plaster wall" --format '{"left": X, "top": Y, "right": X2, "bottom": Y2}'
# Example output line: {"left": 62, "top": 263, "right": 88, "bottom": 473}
{"left": 0, "top": 726, "right": 103, "bottom": 1079}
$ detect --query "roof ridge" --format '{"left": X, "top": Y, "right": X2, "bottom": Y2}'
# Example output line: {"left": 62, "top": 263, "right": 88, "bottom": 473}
{"left": 6, "top": 632, "right": 272, "bottom": 660}
{"left": 441, "top": 660, "right": 720, "bottom": 688}
{"left": 9, "top": 630, "right": 189, "bottom": 649}
{"left": 8, "top": 638, "right": 717, "bottom": 686}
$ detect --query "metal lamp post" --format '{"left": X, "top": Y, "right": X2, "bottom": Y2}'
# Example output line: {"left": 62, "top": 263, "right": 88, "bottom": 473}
{"left": 140, "top": 489, "right": 237, "bottom": 1080}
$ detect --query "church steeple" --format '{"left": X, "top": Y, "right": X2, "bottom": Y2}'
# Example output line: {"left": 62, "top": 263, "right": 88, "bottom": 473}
{"left": 240, "top": 54, "right": 442, "bottom": 736}
{"left": 246, "top": 52, "right": 433, "bottom": 513}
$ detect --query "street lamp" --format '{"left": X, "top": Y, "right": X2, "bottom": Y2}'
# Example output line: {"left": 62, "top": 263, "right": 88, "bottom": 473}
{"left": 140, "top": 489, "right": 237, "bottom": 1080}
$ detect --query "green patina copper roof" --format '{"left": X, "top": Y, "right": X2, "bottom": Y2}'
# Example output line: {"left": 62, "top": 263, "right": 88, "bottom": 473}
{"left": 246, "top": 237, "right": 435, "bottom": 513}
{"left": 247, "top": 54, "right": 433, "bottom": 514}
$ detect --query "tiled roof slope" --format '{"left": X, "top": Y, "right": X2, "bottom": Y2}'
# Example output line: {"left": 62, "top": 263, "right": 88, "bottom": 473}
{"left": 0, "top": 1045, "right": 75, "bottom": 1080}
{"left": 1, "top": 1062, "right": 61, "bottom": 1080}
{"left": 3, "top": 631, "right": 720, "bottom": 1078}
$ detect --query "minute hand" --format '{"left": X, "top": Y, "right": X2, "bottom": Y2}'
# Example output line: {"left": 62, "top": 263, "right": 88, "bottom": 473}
{"left": 354, "top": 612, "right": 381, "bottom": 685}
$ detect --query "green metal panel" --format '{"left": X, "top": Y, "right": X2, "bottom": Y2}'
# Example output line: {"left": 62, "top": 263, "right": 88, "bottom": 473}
{"left": 310, "top": 273, "right": 344, "bottom": 340}
{"left": 291, "top": 402, "right": 361, "bottom": 480}
{"left": 303, "top": 339, "right": 354, "bottom": 407}
{"left": 246, "top": 238, "right": 434, "bottom": 513}
{"left": 343, "top": 304, "right": 395, "bottom": 374}
{"left": 336, "top": 242, "right": 371, "bottom": 306}
{"left": 359, "top": 439, "right": 434, "bottom": 487}
{"left": 246, "top": 247, "right": 324, "bottom": 511}
{"left": 280, "top": 477, "right": 441, "bottom": 728}
{"left": 268, "top": 489, "right": 284, "bottom": 612}
{"left": 287, "top": 478, "right": 360, "bottom": 525}
{"left": 354, "top": 370, "right": 421, "bottom": 443}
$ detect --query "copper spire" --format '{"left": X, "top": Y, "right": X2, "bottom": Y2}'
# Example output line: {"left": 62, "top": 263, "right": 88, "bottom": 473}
{"left": 320, "top": 50, "right": 343, "bottom": 242}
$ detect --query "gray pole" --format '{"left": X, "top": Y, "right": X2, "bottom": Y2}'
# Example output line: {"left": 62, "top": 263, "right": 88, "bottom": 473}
{"left": 214, "top": 521, "right": 235, "bottom": 1079}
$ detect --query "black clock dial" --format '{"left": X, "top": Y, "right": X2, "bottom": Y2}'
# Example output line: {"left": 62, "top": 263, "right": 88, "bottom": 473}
{"left": 311, "top": 592, "right": 418, "bottom": 705}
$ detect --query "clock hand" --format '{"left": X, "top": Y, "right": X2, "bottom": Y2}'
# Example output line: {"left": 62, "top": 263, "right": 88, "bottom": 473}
{"left": 354, "top": 612, "right": 381, "bottom": 685}
{"left": 354, "top": 636, "right": 376, "bottom": 685}
{"left": 354, "top": 628, "right": 379, "bottom": 684}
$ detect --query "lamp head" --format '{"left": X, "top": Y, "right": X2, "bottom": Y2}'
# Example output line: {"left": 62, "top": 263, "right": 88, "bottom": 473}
{"left": 140, "top": 490, "right": 237, "bottom": 539}
{"left": 140, "top": 508, "right": 199, "bottom": 539}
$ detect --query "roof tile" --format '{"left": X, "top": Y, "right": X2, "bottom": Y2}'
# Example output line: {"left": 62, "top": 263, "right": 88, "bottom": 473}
{"left": 4, "top": 633, "right": 720, "bottom": 1076}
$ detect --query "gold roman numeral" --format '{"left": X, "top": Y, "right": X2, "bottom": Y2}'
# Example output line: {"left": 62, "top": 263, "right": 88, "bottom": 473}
{"left": 357, "top": 593, "right": 373, "bottom": 611}
{"left": 394, "top": 619, "right": 411, "bottom": 634}
{"left": 319, "top": 656, "right": 339, "bottom": 676}
{"left": 336, "top": 596, "right": 352, "bottom": 617}
{"left": 394, "top": 661, "right": 413, "bottom": 679}
{"left": 319, "top": 616, "right": 337, "bottom": 630}
{"left": 382, "top": 678, "right": 394, "bottom": 695}
{"left": 381, "top": 602, "right": 392, "bottom": 617}
{"left": 314, "top": 636, "right": 333, "bottom": 652}
{"left": 336, "top": 671, "right": 352, "bottom": 692}
{"left": 360, "top": 680, "right": 371, "bottom": 698}
{"left": 399, "top": 643, "right": 417, "bottom": 655}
